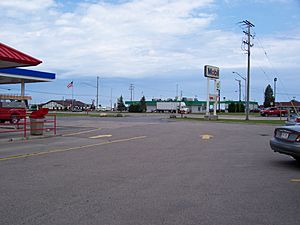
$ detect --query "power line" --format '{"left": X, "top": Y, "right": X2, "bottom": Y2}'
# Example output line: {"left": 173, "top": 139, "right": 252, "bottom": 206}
{"left": 254, "top": 35, "right": 296, "bottom": 103}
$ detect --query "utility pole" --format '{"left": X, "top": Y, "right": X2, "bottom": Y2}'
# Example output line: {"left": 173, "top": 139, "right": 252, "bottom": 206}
{"left": 176, "top": 84, "right": 178, "bottom": 100}
{"left": 110, "top": 88, "right": 113, "bottom": 109}
{"left": 274, "top": 77, "right": 277, "bottom": 103}
{"left": 241, "top": 20, "right": 255, "bottom": 120}
{"left": 235, "top": 79, "right": 241, "bottom": 102}
{"left": 129, "top": 84, "right": 134, "bottom": 101}
{"left": 96, "top": 76, "right": 99, "bottom": 109}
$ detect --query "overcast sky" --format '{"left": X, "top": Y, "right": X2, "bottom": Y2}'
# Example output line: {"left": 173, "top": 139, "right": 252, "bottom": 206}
{"left": 0, "top": 0, "right": 299, "bottom": 105}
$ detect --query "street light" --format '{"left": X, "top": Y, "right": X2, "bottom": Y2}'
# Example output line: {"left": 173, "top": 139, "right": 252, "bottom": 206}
{"left": 235, "top": 79, "right": 241, "bottom": 102}
{"left": 274, "top": 77, "right": 277, "bottom": 103}
{"left": 232, "top": 71, "right": 246, "bottom": 101}
{"left": 233, "top": 71, "right": 248, "bottom": 118}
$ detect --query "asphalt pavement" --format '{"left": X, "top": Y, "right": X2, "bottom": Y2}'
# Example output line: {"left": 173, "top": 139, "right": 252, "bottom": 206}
{"left": 1, "top": 114, "right": 300, "bottom": 225}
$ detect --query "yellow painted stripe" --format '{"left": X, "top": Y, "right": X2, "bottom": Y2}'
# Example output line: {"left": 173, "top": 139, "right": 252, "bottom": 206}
{"left": 62, "top": 128, "right": 101, "bottom": 137}
{"left": 201, "top": 134, "right": 213, "bottom": 140}
{"left": 89, "top": 134, "right": 112, "bottom": 139}
{"left": 0, "top": 136, "right": 146, "bottom": 161}
{"left": 290, "top": 179, "right": 300, "bottom": 182}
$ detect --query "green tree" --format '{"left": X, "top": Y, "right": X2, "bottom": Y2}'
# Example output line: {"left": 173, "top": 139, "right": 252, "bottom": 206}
{"left": 228, "top": 103, "right": 236, "bottom": 112}
{"left": 236, "top": 102, "right": 245, "bottom": 112}
{"left": 117, "top": 95, "right": 126, "bottom": 112}
{"left": 239, "top": 103, "right": 245, "bottom": 112}
{"left": 264, "top": 84, "right": 275, "bottom": 108}
{"left": 140, "top": 96, "right": 147, "bottom": 112}
{"left": 227, "top": 102, "right": 245, "bottom": 112}
{"left": 128, "top": 103, "right": 142, "bottom": 112}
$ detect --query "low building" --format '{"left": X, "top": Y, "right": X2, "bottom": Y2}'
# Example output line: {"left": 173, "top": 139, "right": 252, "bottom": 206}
{"left": 275, "top": 101, "right": 300, "bottom": 112}
{"left": 40, "top": 99, "right": 90, "bottom": 111}
{"left": 125, "top": 100, "right": 259, "bottom": 113}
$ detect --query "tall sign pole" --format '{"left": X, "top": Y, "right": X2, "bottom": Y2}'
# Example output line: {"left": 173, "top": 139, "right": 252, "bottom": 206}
{"left": 204, "top": 65, "right": 220, "bottom": 120}
{"left": 213, "top": 79, "right": 217, "bottom": 116}
{"left": 206, "top": 78, "right": 210, "bottom": 116}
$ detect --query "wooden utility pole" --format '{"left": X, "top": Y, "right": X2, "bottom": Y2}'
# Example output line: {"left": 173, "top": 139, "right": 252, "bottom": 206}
{"left": 241, "top": 20, "right": 255, "bottom": 120}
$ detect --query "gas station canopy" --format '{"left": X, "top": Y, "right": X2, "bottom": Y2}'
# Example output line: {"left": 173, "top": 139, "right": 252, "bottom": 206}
{"left": 0, "top": 42, "right": 42, "bottom": 69}
{"left": 0, "top": 68, "right": 55, "bottom": 84}
{"left": 0, "top": 41, "right": 55, "bottom": 98}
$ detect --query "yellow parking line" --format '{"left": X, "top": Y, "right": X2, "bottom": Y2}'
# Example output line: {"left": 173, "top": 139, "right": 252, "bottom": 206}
{"left": 62, "top": 128, "right": 102, "bottom": 137}
{"left": 89, "top": 134, "right": 112, "bottom": 139}
{"left": 0, "top": 136, "right": 146, "bottom": 161}
{"left": 201, "top": 134, "right": 213, "bottom": 140}
{"left": 290, "top": 179, "right": 300, "bottom": 182}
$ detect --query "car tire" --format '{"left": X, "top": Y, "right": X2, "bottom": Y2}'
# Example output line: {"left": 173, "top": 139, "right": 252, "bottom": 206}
{"left": 293, "top": 156, "right": 300, "bottom": 162}
{"left": 10, "top": 115, "right": 19, "bottom": 124}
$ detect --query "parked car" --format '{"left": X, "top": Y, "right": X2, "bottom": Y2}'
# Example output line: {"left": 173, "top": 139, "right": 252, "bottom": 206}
{"left": 178, "top": 107, "right": 190, "bottom": 114}
{"left": 285, "top": 113, "right": 300, "bottom": 126}
{"left": 0, "top": 99, "right": 26, "bottom": 124}
{"left": 260, "top": 107, "right": 288, "bottom": 117}
{"left": 250, "top": 108, "right": 261, "bottom": 113}
{"left": 270, "top": 126, "right": 300, "bottom": 161}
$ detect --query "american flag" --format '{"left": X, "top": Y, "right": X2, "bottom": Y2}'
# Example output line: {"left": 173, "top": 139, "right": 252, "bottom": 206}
{"left": 67, "top": 81, "right": 73, "bottom": 88}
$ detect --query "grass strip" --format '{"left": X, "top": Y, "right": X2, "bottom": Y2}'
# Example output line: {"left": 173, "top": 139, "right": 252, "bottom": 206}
{"left": 49, "top": 112, "right": 124, "bottom": 117}
{"left": 177, "top": 117, "right": 285, "bottom": 125}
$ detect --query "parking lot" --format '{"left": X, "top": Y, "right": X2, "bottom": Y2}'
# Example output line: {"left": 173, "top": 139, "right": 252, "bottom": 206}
{"left": 1, "top": 114, "right": 300, "bottom": 225}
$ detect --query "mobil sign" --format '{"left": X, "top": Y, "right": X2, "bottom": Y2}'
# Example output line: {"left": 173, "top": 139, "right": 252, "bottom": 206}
{"left": 204, "top": 65, "right": 219, "bottom": 79}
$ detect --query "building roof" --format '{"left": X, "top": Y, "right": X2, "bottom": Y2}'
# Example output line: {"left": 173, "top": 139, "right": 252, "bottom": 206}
{"left": 0, "top": 94, "right": 32, "bottom": 100}
{"left": 41, "top": 100, "right": 89, "bottom": 107}
{"left": 276, "top": 101, "right": 300, "bottom": 107}
{"left": 0, "top": 42, "right": 42, "bottom": 69}
{"left": 0, "top": 68, "right": 55, "bottom": 84}
{"left": 125, "top": 101, "right": 156, "bottom": 106}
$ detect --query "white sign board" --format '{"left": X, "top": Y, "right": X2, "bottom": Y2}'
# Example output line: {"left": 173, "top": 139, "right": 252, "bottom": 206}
{"left": 216, "top": 80, "right": 221, "bottom": 90}
{"left": 204, "top": 65, "right": 219, "bottom": 79}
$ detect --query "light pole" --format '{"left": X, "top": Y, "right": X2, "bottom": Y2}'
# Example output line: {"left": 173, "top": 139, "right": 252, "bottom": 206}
{"left": 96, "top": 76, "right": 99, "bottom": 109}
{"left": 235, "top": 79, "right": 241, "bottom": 102}
{"left": 274, "top": 77, "right": 277, "bottom": 103}
{"left": 232, "top": 71, "right": 246, "bottom": 101}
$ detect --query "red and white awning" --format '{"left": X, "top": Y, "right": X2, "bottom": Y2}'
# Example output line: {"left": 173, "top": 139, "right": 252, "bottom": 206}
{"left": 0, "top": 42, "right": 42, "bottom": 69}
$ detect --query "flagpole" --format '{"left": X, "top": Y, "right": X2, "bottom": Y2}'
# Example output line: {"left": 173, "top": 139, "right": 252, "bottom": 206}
{"left": 67, "top": 81, "right": 74, "bottom": 110}
{"left": 72, "top": 83, "right": 74, "bottom": 110}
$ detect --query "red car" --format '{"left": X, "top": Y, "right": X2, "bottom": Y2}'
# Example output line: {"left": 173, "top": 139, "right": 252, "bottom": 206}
{"left": 0, "top": 99, "right": 27, "bottom": 124}
{"left": 260, "top": 107, "right": 288, "bottom": 117}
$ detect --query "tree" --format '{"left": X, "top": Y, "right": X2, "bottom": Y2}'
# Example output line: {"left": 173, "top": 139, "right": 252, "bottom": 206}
{"left": 228, "top": 102, "right": 245, "bottom": 112}
{"left": 140, "top": 96, "right": 147, "bottom": 112}
{"left": 128, "top": 104, "right": 142, "bottom": 112}
{"left": 264, "top": 84, "right": 275, "bottom": 108}
{"left": 228, "top": 103, "right": 236, "bottom": 112}
{"left": 117, "top": 95, "right": 126, "bottom": 112}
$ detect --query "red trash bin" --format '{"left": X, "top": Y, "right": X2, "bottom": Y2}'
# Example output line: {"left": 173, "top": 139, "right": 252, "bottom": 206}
{"left": 30, "top": 108, "right": 49, "bottom": 135}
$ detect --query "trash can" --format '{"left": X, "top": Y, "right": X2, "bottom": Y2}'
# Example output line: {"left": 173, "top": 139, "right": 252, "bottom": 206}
{"left": 30, "top": 118, "right": 45, "bottom": 135}
{"left": 29, "top": 108, "right": 49, "bottom": 135}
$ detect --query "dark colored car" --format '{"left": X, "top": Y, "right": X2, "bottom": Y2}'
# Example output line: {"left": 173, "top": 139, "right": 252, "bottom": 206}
{"left": 270, "top": 126, "right": 300, "bottom": 161}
